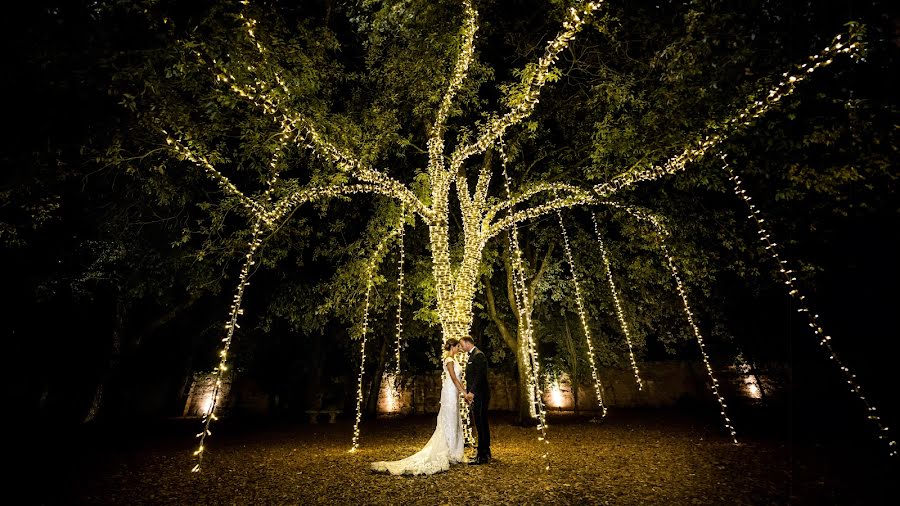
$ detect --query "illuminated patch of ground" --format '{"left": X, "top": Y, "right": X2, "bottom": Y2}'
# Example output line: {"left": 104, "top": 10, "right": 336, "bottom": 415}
{"left": 56, "top": 410, "right": 894, "bottom": 505}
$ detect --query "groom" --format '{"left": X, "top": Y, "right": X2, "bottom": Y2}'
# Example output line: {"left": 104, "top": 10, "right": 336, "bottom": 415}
{"left": 461, "top": 336, "right": 491, "bottom": 464}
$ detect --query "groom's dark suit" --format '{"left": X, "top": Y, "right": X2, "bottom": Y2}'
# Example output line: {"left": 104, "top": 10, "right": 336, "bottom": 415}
{"left": 465, "top": 346, "right": 491, "bottom": 461}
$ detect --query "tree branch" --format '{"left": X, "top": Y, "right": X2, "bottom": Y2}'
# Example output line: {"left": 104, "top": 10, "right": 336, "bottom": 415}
{"left": 485, "top": 181, "right": 594, "bottom": 225}
{"left": 528, "top": 242, "right": 555, "bottom": 303}
{"left": 429, "top": 0, "right": 477, "bottom": 145}
{"left": 473, "top": 148, "right": 494, "bottom": 211}
{"left": 486, "top": 189, "right": 599, "bottom": 240}
{"left": 195, "top": 6, "right": 430, "bottom": 223}
{"left": 165, "top": 134, "right": 269, "bottom": 220}
{"left": 448, "top": 2, "right": 604, "bottom": 172}
{"left": 500, "top": 239, "right": 520, "bottom": 323}
{"left": 483, "top": 273, "right": 517, "bottom": 352}
{"left": 267, "top": 182, "right": 430, "bottom": 226}
{"left": 593, "top": 27, "right": 863, "bottom": 198}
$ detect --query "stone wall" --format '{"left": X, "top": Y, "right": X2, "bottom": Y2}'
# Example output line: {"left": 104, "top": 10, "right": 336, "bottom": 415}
{"left": 183, "top": 360, "right": 780, "bottom": 417}
{"left": 182, "top": 372, "right": 233, "bottom": 417}
{"left": 377, "top": 360, "right": 777, "bottom": 416}
{"left": 182, "top": 372, "right": 269, "bottom": 417}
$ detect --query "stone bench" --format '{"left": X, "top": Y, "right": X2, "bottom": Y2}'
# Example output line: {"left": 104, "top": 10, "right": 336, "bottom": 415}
{"left": 305, "top": 409, "right": 342, "bottom": 424}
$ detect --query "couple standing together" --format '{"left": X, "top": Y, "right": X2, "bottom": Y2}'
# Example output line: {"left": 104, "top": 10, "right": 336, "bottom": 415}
{"left": 371, "top": 336, "right": 491, "bottom": 475}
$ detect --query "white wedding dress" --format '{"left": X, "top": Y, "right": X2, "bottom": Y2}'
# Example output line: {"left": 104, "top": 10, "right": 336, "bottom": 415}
{"left": 371, "top": 357, "right": 465, "bottom": 475}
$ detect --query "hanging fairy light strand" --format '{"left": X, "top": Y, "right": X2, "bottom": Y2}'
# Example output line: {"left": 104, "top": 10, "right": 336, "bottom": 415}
{"left": 498, "top": 143, "right": 538, "bottom": 417}
{"left": 191, "top": 218, "right": 266, "bottom": 472}
{"left": 350, "top": 219, "right": 407, "bottom": 452}
{"left": 499, "top": 142, "right": 550, "bottom": 468}
{"left": 394, "top": 207, "right": 407, "bottom": 378}
{"left": 605, "top": 202, "right": 738, "bottom": 444}
{"left": 458, "top": 368, "right": 475, "bottom": 446}
{"left": 556, "top": 210, "right": 608, "bottom": 418}
{"left": 657, "top": 233, "right": 738, "bottom": 444}
{"left": 590, "top": 213, "right": 643, "bottom": 390}
{"left": 722, "top": 157, "right": 896, "bottom": 457}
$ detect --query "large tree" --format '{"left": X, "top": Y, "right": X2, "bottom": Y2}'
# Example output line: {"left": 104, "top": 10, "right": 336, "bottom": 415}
{"left": 73, "top": 0, "right": 896, "bottom": 460}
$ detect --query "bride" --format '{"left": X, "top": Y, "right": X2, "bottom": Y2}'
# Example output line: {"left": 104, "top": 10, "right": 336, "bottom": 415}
{"left": 371, "top": 338, "right": 466, "bottom": 475}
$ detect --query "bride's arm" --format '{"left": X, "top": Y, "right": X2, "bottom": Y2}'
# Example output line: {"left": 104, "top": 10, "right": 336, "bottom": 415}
{"left": 446, "top": 360, "right": 465, "bottom": 395}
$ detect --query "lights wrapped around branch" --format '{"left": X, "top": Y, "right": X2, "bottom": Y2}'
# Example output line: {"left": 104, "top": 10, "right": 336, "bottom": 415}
{"left": 556, "top": 210, "right": 607, "bottom": 418}
{"left": 195, "top": 2, "right": 433, "bottom": 224}
{"left": 450, "top": 1, "right": 605, "bottom": 172}
{"left": 722, "top": 157, "right": 896, "bottom": 457}
{"left": 448, "top": 1, "right": 607, "bottom": 232}
{"left": 428, "top": 0, "right": 477, "bottom": 180}
{"left": 606, "top": 202, "right": 737, "bottom": 444}
{"left": 486, "top": 181, "right": 595, "bottom": 225}
{"left": 165, "top": 132, "right": 271, "bottom": 223}
{"left": 486, "top": 28, "right": 865, "bottom": 241}
{"left": 488, "top": 192, "right": 597, "bottom": 240}
{"left": 594, "top": 28, "right": 865, "bottom": 199}
{"left": 590, "top": 214, "right": 643, "bottom": 390}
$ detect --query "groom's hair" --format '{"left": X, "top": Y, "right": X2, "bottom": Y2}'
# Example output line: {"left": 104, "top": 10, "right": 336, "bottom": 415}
{"left": 460, "top": 336, "right": 475, "bottom": 345}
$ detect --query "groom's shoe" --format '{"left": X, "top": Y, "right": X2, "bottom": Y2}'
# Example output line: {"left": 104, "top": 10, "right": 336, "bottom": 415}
{"left": 467, "top": 458, "right": 484, "bottom": 465}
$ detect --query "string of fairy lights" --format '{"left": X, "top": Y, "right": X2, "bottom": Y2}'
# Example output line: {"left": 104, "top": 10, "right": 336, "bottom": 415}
{"left": 499, "top": 142, "right": 550, "bottom": 468}
{"left": 165, "top": 133, "right": 272, "bottom": 223}
{"left": 593, "top": 28, "right": 865, "bottom": 199}
{"left": 427, "top": 0, "right": 476, "bottom": 184}
{"left": 191, "top": 217, "right": 266, "bottom": 472}
{"left": 498, "top": 150, "right": 544, "bottom": 425}
{"left": 350, "top": 220, "right": 407, "bottom": 452}
{"left": 457, "top": 366, "right": 475, "bottom": 446}
{"left": 485, "top": 27, "right": 866, "bottom": 241}
{"left": 394, "top": 207, "right": 407, "bottom": 379}
{"left": 590, "top": 213, "right": 643, "bottom": 390}
{"left": 721, "top": 157, "right": 896, "bottom": 457}
{"left": 450, "top": 1, "right": 606, "bottom": 242}
{"left": 233, "top": 5, "right": 432, "bottom": 223}
{"left": 556, "top": 210, "right": 608, "bottom": 418}
{"left": 604, "top": 202, "right": 738, "bottom": 444}
{"left": 449, "top": 1, "right": 605, "bottom": 174}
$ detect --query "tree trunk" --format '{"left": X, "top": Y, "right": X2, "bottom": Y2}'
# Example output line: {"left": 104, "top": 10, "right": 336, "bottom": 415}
{"left": 83, "top": 289, "right": 126, "bottom": 423}
{"left": 483, "top": 273, "right": 537, "bottom": 425}
{"left": 563, "top": 318, "right": 580, "bottom": 415}
{"left": 515, "top": 346, "right": 534, "bottom": 423}
{"left": 364, "top": 335, "right": 389, "bottom": 418}
{"left": 83, "top": 291, "right": 203, "bottom": 423}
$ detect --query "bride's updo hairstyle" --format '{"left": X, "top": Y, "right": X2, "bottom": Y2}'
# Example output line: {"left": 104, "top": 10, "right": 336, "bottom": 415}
{"left": 442, "top": 338, "right": 460, "bottom": 359}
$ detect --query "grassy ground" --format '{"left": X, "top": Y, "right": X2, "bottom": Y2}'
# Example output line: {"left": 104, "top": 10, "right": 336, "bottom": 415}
{"left": 37, "top": 409, "right": 896, "bottom": 505}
